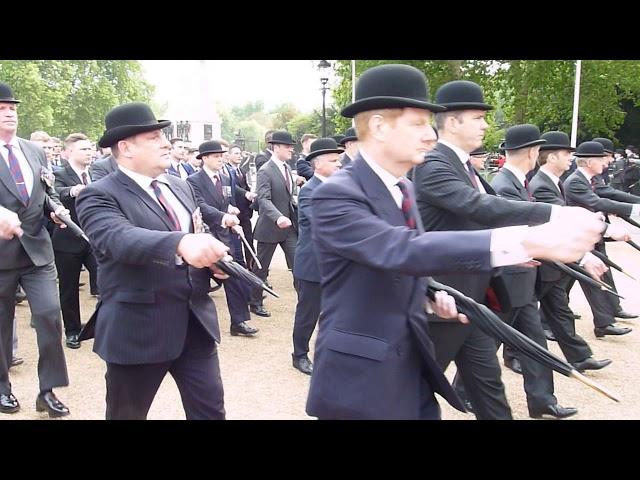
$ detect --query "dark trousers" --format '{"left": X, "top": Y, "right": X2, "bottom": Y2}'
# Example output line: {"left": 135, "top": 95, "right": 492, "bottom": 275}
{"left": 292, "top": 278, "right": 321, "bottom": 358}
{"left": 54, "top": 248, "right": 98, "bottom": 336}
{"left": 538, "top": 278, "right": 592, "bottom": 363}
{"left": 105, "top": 316, "right": 225, "bottom": 420}
{"left": 249, "top": 232, "right": 297, "bottom": 306}
{"left": 429, "top": 322, "right": 512, "bottom": 420}
{"left": 579, "top": 280, "right": 618, "bottom": 328}
{"left": 223, "top": 274, "right": 251, "bottom": 326}
{"left": 0, "top": 262, "right": 69, "bottom": 395}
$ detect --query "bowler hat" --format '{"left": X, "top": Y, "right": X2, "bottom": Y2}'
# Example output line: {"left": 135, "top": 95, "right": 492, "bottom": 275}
{"left": 574, "top": 141, "right": 607, "bottom": 158}
{"left": 270, "top": 131, "right": 296, "bottom": 145}
{"left": 332, "top": 134, "right": 346, "bottom": 147}
{"left": 99, "top": 102, "right": 171, "bottom": 148}
{"left": 197, "top": 140, "right": 228, "bottom": 159}
{"left": 305, "top": 138, "right": 344, "bottom": 162}
{"left": 539, "top": 131, "right": 575, "bottom": 151}
{"left": 341, "top": 64, "right": 445, "bottom": 118}
{"left": 0, "top": 82, "right": 20, "bottom": 104}
{"left": 592, "top": 137, "right": 614, "bottom": 154}
{"left": 342, "top": 127, "right": 358, "bottom": 144}
{"left": 499, "top": 124, "right": 546, "bottom": 151}
{"left": 435, "top": 80, "right": 493, "bottom": 111}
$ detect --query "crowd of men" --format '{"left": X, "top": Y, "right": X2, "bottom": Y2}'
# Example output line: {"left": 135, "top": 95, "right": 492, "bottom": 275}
{"left": 1, "top": 63, "right": 639, "bottom": 420}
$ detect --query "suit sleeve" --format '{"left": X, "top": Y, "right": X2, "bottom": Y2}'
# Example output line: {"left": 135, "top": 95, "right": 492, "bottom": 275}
{"left": 415, "top": 157, "right": 552, "bottom": 227}
{"left": 90, "top": 163, "right": 108, "bottom": 181}
{"left": 256, "top": 167, "right": 286, "bottom": 223}
{"left": 531, "top": 184, "right": 564, "bottom": 206}
{"left": 54, "top": 170, "right": 75, "bottom": 204}
{"left": 311, "top": 181, "right": 492, "bottom": 276}
{"left": 595, "top": 183, "right": 640, "bottom": 204}
{"left": 565, "top": 179, "right": 633, "bottom": 216}
{"left": 76, "top": 184, "right": 186, "bottom": 267}
{"left": 297, "top": 183, "right": 314, "bottom": 231}
{"left": 490, "top": 176, "right": 522, "bottom": 201}
{"left": 296, "top": 157, "right": 314, "bottom": 180}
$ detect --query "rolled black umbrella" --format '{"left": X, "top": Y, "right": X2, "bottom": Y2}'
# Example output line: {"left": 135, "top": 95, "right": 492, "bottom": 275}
{"left": 215, "top": 259, "right": 279, "bottom": 298}
{"left": 426, "top": 278, "right": 620, "bottom": 402}
{"left": 542, "top": 260, "right": 624, "bottom": 299}
{"left": 566, "top": 262, "right": 616, "bottom": 292}
{"left": 621, "top": 215, "right": 640, "bottom": 230}
{"left": 627, "top": 239, "right": 640, "bottom": 253}
{"left": 590, "top": 249, "right": 637, "bottom": 281}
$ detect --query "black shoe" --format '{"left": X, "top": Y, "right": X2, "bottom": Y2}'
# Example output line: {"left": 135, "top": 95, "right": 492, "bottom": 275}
{"left": 36, "top": 391, "right": 70, "bottom": 418}
{"left": 615, "top": 310, "right": 638, "bottom": 320}
{"left": 230, "top": 321, "right": 258, "bottom": 336}
{"left": 78, "top": 282, "right": 86, "bottom": 288}
{"left": 594, "top": 325, "right": 632, "bottom": 338}
{"left": 0, "top": 393, "right": 20, "bottom": 414}
{"left": 209, "top": 284, "right": 222, "bottom": 293}
{"left": 265, "top": 281, "right": 273, "bottom": 290}
{"left": 65, "top": 334, "right": 81, "bottom": 349}
{"left": 463, "top": 399, "right": 474, "bottom": 414}
{"left": 292, "top": 355, "right": 313, "bottom": 375}
{"left": 250, "top": 305, "right": 271, "bottom": 317}
{"left": 15, "top": 286, "right": 26, "bottom": 304}
{"left": 10, "top": 356, "right": 24, "bottom": 367}
{"left": 543, "top": 329, "right": 556, "bottom": 342}
{"left": 504, "top": 357, "right": 523, "bottom": 375}
{"left": 530, "top": 404, "right": 578, "bottom": 419}
{"left": 572, "top": 357, "right": 612, "bottom": 372}
{"left": 571, "top": 312, "right": 581, "bottom": 320}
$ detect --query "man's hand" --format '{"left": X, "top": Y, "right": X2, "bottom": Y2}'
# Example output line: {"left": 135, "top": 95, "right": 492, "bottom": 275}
{"left": 0, "top": 206, "right": 23, "bottom": 239}
{"left": 276, "top": 216, "right": 292, "bottom": 229}
{"left": 177, "top": 233, "right": 229, "bottom": 268}
{"left": 227, "top": 205, "right": 240, "bottom": 216}
{"left": 222, "top": 213, "right": 240, "bottom": 228}
{"left": 71, "top": 184, "right": 86, "bottom": 197}
{"left": 582, "top": 252, "right": 608, "bottom": 281}
{"left": 427, "top": 291, "right": 469, "bottom": 324}
{"left": 209, "top": 254, "right": 233, "bottom": 279}
{"left": 605, "top": 222, "right": 631, "bottom": 241}
{"left": 231, "top": 225, "right": 244, "bottom": 237}
{"left": 50, "top": 206, "right": 70, "bottom": 228}
{"left": 524, "top": 208, "right": 604, "bottom": 263}
{"left": 295, "top": 175, "right": 306, "bottom": 187}
{"left": 245, "top": 191, "right": 257, "bottom": 201}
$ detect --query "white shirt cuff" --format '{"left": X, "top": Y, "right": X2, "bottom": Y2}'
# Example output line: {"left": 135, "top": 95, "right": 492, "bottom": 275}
{"left": 490, "top": 225, "right": 531, "bottom": 267}
{"left": 549, "top": 205, "right": 561, "bottom": 221}
{"left": 632, "top": 204, "right": 640, "bottom": 216}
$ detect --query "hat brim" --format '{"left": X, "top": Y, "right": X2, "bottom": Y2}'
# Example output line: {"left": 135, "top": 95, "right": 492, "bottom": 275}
{"left": 197, "top": 148, "right": 227, "bottom": 159}
{"left": 341, "top": 135, "right": 358, "bottom": 144}
{"left": 270, "top": 140, "right": 296, "bottom": 145}
{"left": 499, "top": 139, "right": 547, "bottom": 151}
{"left": 539, "top": 144, "right": 576, "bottom": 151}
{"left": 0, "top": 98, "right": 20, "bottom": 104}
{"left": 98, "top": 120, "right": 171, "bottom": 148}
{"left": 437, "top": 102, "right": 493, "bottom": 111}
{"left": 573, "top": 153, "right": 608, "bottom": 158}
{"left": 306, "top": 148, "right": 344, "bottom": 162}
{"left": 341, "top": 96, "right": 446, "bottom": 118}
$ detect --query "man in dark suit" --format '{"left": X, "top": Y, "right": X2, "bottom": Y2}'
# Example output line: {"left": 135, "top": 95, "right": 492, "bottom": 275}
{"left": 338, "top": 127, "right": 358, "bottom": 169}
{"left": 295, "top": 133, "right": 318, "bottom": 180}
{"left": 53, "top": 133, "right": 99, "bottom": 349}
{"left": 249, "top": 130, "right": 299, "bottom": 317}
{"left": 0, "top": 82, "right": 70, "bottom": 416}
{"left": 490, "top": 124, "right": 576, "bottom": 418}
{"left": 76, "top": 102, "right": 231, "bottom": 420}
{"left": 166, "top": 138, "right": 191, "bottom": 179}
{"left": 530, "top": 131, "right": 612, "bottom": 372}
{"left": 187, "top": 140, "right": 258, "bottom": 337}
{"left": 305, "top": 64, "right": 604, "bottom": 420}
{"left": 291, "top": 138, "right": 343, "bottom": 375}
{"left": 413, "top": 80, "right": 604, "bottom": 419}
{"left": 564, "top": 141, "right": 637, "bottom": 338}
{"left": 89, "top": 154, "right": 117, "bottom": 181}
{"left": 253, "top": 130, "right": 274, "bottom": 172}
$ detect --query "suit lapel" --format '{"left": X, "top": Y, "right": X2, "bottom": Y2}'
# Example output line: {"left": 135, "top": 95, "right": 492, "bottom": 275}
{"left": 65, "top": 164, "right": 82, "bottom": 185}
{"left": 18, "top": 139, "right": 42, "bottom": 186}
{"left": 501, "top": 168, "right": 528, "bottom": 201}
{"left": 268, "top": 159, "right": 291, "bottom": 197}
{"left": 436, "top": 143, "right": 478, "bottom": 190}
{"left": 115, "top": 170, "right": 175, "bottom": 231}
{"left": 164, "top": 175, "right": 195, "bottom": 225}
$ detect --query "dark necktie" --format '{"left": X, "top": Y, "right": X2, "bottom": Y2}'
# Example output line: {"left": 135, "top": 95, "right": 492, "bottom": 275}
{"left": 150, "top": 180, "right": 182, "bottom": 231}
{"left": 590, "top": 177, "right": 596, "bottom": 192}
{"left": 213, "top": 174, "right": 223, "bottom": 198}
{"left": 282, "top": 163, "right": 291, "bottom": 193}
{"left": 557, "top": 181, "right": 565, "bottom": 200}
{"left": 396, "top": 179, "right": 417, "bottom": 229}
{"left": 81, "top": 172, "right": 88, "bottom": 186}
{"left": 4, "top": 144, "right": 30, "bottom": 204}
{"left": 465, "top": 160, "right": 479, "bottom": 190}
{"left": 523, "top": 178, "right": 533, "bottom": 201}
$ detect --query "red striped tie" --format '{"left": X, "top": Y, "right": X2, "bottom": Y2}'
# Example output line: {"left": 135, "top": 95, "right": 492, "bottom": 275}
{"left": 150, "top": 180, "right": 182, "bottom": 231}
{"left": 396, "top": 179, "right": 417, "bottom": 229}
{"left": 4, "top": 144, "right": 30, "bottom": 204}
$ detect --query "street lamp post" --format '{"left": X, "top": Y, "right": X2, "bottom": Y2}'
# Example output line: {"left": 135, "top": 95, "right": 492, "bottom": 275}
{"left": 317, "top": 60, "right": 331, "bottom": 137}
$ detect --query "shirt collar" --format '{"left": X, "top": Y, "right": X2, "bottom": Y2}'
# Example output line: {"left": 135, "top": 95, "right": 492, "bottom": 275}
{"left": 69, "top": 162, "right": 89, "bottom": 180}
{"left": 438, "top": 139, "right": 469, "bottom": 166}
{"left": 272, "top": 156, "right": 286, "bottom": 169}
{"left": 119, "top": 165, "right": 168, "bottom": 190}
{"left": 577, "top": 166, "right": 594, "bottom": 181}
{"left": 359, "top": 147, "right": 402, "bottom": 189}
{"left": 0, "top": 136, "right": 20, "bottom": 150}
{"left": 539, "top": 166, "right": 561, "bottom": 186}
{"left": 502, "top": 163, "right": 527, "bottom": 187}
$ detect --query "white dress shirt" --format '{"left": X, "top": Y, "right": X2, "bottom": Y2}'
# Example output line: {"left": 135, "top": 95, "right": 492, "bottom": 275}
{"left": 438, "top": 139, "right": 487, "bottom": 194}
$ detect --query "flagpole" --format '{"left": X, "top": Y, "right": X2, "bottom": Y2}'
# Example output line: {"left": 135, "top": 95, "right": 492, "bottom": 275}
{"left": 570, "top": 60, "right": 582, "bottom": 148}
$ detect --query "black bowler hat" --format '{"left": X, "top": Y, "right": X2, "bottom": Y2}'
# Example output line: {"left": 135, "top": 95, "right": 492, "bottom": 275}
{"left": 574, "top": 141, "right": 607, "bottom": 157}
{"left": 341, "top": 64, "right": 445, "bottom": 118}
{"left": 269, "top": 131, "right": 296, "bottom": 145}
{"left": 0, "top": 82, "right": 20, "bottom": 104}
{"left": 470, "top": 147, "right": 488, "bottom": 156}
{"left": 99, "top": 102, "right": 171, "bottom": 148}
{"left": 305, "top": 138, "right": 344, "bottom": 162}
{"left": 332, "top": 134, "right": 346, "bottom": 147}
{"left": 197, "top": 140, "right": 227, "bottom": 159}
{"left": 539, "top": 131, "right": 575, "bottom": 151}
{"left": 435, "top": 80, "right": 493, "bottom": 111}
{"left": 592, "top": 137, "right": 614, "bottom": 154}
{"left": 499, "top": 124, "right": 546, "bottom": 151}
{"left": 342, "top": 127, "right": 358, "bottom": 143}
